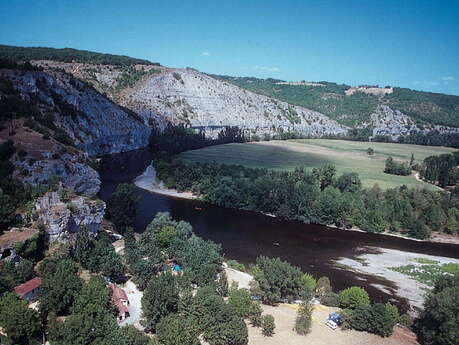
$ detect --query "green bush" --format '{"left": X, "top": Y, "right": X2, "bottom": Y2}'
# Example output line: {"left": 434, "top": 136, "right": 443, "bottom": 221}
{"left": 294, "top": 302, "right": 313, "bottom": 335}
{"left": 156, "top": 313, "right": 200, "bottom": 345}
{"left": 321, "top": 292, "right": 340, "bottom": 307}
{"left": 253, "top": 256, "right": 304, "bottom": 304}
{"left": 261, "top": 314, "right": 275, "bottom": 337}
{"left": 228, "top": 288, "right": 253, "bottom": 318}
{"left": 315, "top": 277, "right": 332, "bottom": 298}
{"left": 343, "top": 303, "right": 396, "bottom": 337}
{"left": 339, "top": 286, "right": 370, "bottom": 309}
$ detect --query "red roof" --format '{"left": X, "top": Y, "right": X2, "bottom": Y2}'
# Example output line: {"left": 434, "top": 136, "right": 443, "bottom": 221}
{"left": 109, "top": 284, "right": 129, "bottom": 315}
{"left": 114, "top": 300, "right": 129, "bottom": 314}
{"left": 14, "top": 277, "right": 42, "bottom": 296}
{"left": 110, "top": 284, "right": 128, "bottom": 301}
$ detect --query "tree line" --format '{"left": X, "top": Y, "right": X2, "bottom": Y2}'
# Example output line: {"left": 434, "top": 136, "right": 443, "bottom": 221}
{"left": 0, "top": 44, "right": 158, "bottom": 66}
{"left": 154, "top": 160, "right": 459, "bottom": 238}
{"left": 419, "top": 152, "right": 459, "bottom": 188}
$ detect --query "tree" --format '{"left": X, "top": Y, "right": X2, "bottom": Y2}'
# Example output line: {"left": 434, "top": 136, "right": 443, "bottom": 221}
{"left": 415, "top": 274, "right": 459, "bottom": 345}
{"left": 339, "top": 286, "right": 370, "bottom": 309}
{"left": 106, "top": 183, "right": 139, "bottom": 233}
{"left": 261, "top": 314, "right": 275, "bottom": 337}
{"left": 315, "top": 276, "right": 332, "bottom": 298}
{"left": 217, "top": 271, "right": 229, "bottom": 297}
{"left": 156, "top": 313, "right": 200, "bottom": 345}
{"left": 40, "top": 259, "right": 82, "bottom": 315}
{"left": 294, "top": 302, "right": 313, "bottom": 335}
{"left": 343, "top": 303, "right": 395, "bottom": 337}
{"left": 119, "top": 325, "right": 154, "bottom": 345}
{"left": 385, "top": 303, "right": 400, "bottom": 324}
{"left": 186, "top": 286, "right": 248, "bottom": 345}
{"left": 228, "top": 288, "right": 253, "bottom": 318}
{"left": 71, "top": 276, "right": 114, "bottom": 315}
{"left": 253, "top": 256, "right": 305, "bottom": 304}
{"left": 51, "top": 276, "right": 120, "bottom": 345}
{"left": 0, "top": 292, "right": 41, "bottom": 345}
{"left": 141, "top": 271, "right": 179, "bottom": 331}
{"left": 321, "top": 292, "right": 340, "bottom": 307}
{"left": 367, "top": 147, "right": 374, "bottom": 155}
{"left": 247, "top": 302, "right": 263, "bottom": 327}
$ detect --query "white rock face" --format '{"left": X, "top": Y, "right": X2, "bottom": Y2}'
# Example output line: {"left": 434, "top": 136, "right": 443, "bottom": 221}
{"left": 367, "top": 105, "right": 459, "bottom": 139}
{"left": 121, "top": 68, "right": 347, "bottom": 137}
{"left": 1, "top": 69, "right": 151, "bottom": 156}
{"left": 35, "top": 190, "right": 105, "bottom": 242}
{"left": 14, "top": 151, "right": 100, "bottom": 197}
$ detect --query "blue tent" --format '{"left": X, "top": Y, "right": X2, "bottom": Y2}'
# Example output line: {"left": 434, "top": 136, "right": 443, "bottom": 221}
{"left": 328, "top": 312, "right": 343, "bottom": 325}
{"left": 172, "top": 264, "right": 182, "bottom": 272}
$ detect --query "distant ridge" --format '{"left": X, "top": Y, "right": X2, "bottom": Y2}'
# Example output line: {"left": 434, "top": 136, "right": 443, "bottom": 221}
{"left": 0, "top": 44, "right": 158, "bottom": 66}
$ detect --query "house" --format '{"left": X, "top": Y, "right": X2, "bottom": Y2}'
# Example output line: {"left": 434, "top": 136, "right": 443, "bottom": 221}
{"left": 14, "top": 277, "right": 42, "bottom": 302}
{"left": 109, "top": 284, "right": 130, "bottom": 322}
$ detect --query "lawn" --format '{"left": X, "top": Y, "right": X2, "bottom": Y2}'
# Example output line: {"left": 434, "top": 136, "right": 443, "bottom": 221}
{"left": 178, "top": 139, "right": 457, "bottom": 190}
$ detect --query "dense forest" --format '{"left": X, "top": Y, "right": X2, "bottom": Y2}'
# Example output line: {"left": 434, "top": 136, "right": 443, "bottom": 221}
{"left": 154, "top": 159, "right": 459, "bottom": 239}
{"left": 0, "top": 44, "right": 158, "bottom": 66}
{"left": 216, "top": 75, "right": 459, "bottom": 128}
{"left": 149, "top": 124, "right": 246, "bottom": 156}
{"left": 419, "top": 152, "right": 459, "bottom": 187}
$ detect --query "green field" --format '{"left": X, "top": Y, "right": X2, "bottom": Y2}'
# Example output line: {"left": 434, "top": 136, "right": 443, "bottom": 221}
{"left": 179, "top": 139, "right": 458, "bottom": 190}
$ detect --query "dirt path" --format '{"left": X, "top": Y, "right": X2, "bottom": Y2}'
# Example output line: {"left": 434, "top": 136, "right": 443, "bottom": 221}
{"left": 225, "top": 266, "right": 253, "bottom": 289}
{"left": 120, "top": 280, "right": 144, "bottom": 330}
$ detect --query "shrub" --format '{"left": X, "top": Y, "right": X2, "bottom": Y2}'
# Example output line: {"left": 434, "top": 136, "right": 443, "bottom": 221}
{"left": 217, "top": 271, "right": 229, "bottom": 297}
{"left": 228, "top": 288, "right": 253, "bottom": 318}
{"left": 261, "top": 314, "right": 275, "bottom": 337}
{"left": 248, "top": 302, "right": 262, "bottom": 327}
{"left": 343, "top": 303, "right": 396, "bottom": 337}
{"left": 294, "top": 302, "right": 313, "bottom": 335}
{"left": 315, "top": 277, "right": 332, "bottom": 298}
{"left": 156, "top": 313, "right": 200, "bottom": 345}
{"left": 253, "top": 256, "right": 304, "bottom": 304}
{"left": 339, "top": 286, "right": 370, "bottom": 309}
{"left": 399, "top": 314, "right": 413, "bottom": 328}
{"left": 227, "top": 259, "right": 246, "bottom": 272}
{"left": 385, "top": 303, "right": 400, "bottom": 324}
{"left": 414, "top": 274, "right": 459, "bottom": 345}
{"left": 321, "top": 292, "right": 340, "bottom": 307}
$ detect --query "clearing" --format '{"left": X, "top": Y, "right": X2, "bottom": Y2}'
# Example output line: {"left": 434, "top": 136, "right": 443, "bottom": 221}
{"left": 179, "top": 139, "right": 457, "bottom": 189}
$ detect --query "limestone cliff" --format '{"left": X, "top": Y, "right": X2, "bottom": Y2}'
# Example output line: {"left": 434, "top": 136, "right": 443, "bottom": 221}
{"left": 0, "top": 68, "right": 151, "bottom": 156}
{"left": 35, "top": 189, "right": 105, "bottom": 241}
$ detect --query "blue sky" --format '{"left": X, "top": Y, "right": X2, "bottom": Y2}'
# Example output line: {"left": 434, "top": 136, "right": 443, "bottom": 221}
{"left": 1, "top": 0, "right": 458, "bottom": 95}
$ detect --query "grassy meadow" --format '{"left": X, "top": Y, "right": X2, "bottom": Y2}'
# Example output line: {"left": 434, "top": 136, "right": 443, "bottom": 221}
{"left": 178, "top": 139, "right": 458, "bottom": 190}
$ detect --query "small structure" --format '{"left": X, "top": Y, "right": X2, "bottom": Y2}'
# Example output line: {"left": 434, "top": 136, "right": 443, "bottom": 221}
{"left": 14, "top": 277, "right": 42, "bottom": 302}
{"left": 325, "top": 312, "right": 343, "bottom": 330}
{"left": 109, "top": 284, "right": 130, "bottom": 322}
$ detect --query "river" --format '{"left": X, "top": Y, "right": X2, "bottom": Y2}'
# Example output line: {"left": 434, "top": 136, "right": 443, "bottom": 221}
{"left": 99, "top": 149, "right": 459, "bottom": 313}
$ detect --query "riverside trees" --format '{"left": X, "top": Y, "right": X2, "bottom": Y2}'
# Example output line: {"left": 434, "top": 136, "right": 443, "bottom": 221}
{"left": 155, "top": 159, "right": 459, "bottom": 238}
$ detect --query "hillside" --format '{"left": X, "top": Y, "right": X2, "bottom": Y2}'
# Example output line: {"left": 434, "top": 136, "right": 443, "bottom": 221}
{"left": 2, "top": 44, "right": 459, "bottom": 143}
{"left": 0, "top": 61, "right": 151, "bottom": 196}
{"left": 215, "top": 76, "right": 459, "bottom": 129}
{"left": 30, "top": 60, "right": 347, "bottom": 138}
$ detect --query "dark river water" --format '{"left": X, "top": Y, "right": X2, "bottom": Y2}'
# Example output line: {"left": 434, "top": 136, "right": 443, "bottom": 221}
{"left": 99, "top": 149, "right": 459, "bottom": 312}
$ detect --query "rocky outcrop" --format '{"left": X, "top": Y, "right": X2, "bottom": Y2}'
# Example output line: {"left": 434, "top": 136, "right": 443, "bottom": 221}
{"left": 35, "top": 189, "right": 105, "bottom": 241}
{"left": 29, "top": 62, "right": 347, "bottom": 137}
{"left": 367, "top": 105, "right": 459, "bottom": 139}
{"left": 121, "top": 68, "right": 347, "bottom": 137}
{"left": 0, "top": 69, "right": 151, "bottom": 156}
{"left": 3, "top": 122, "right": 100, "bottom": 197}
